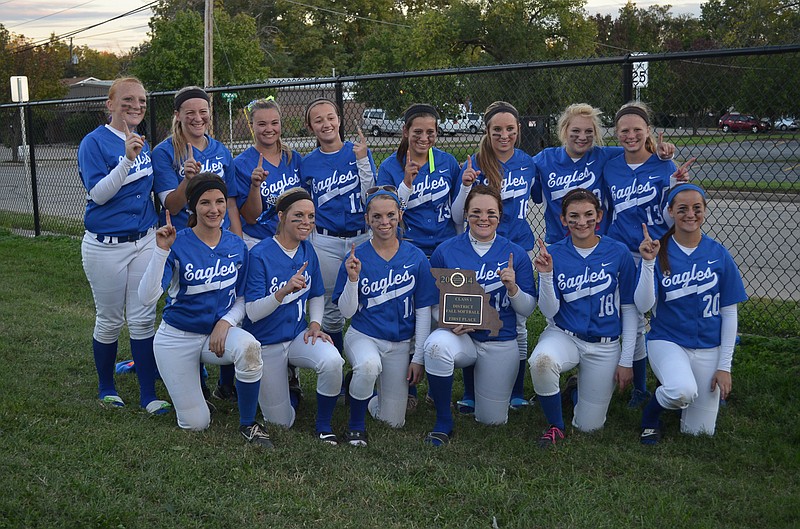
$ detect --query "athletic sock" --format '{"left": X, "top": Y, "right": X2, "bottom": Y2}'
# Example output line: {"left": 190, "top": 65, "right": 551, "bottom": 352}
{"left": 348, "top": 397, "right": 370, "bottom": 432}
{"left": 315, "top": 392, "right": 339, "bottom": 434}
{"left": 130, "top": 336, "right": 158, "bottom": 407}
{"left": 326, "top": 330, "right": 344, "bottom": 355}
{"left": 511, "top": 359, "right": 526, "bottom": 400}
{"left": 235, "top": 379, "right": 260, "bottom": 426}
{"left": 219, "top": 363, "right": 235, "bottom": 387}
{"left": 632, "top": 357, "right": 648, "bottom": 393}
{"left": 427, "top": 373, "right": 454, "bottom": 434}
{"left": 537, "top": 393, "right": 565, "bottom": 430}
{"left": 641, "top": 392, "right": 666, "bottom": 429}
{"left": 93, "top": 338, "right": 118, "bottom": 398}
{"left": 461, "top": 365, "right": 475, "bottom": 402}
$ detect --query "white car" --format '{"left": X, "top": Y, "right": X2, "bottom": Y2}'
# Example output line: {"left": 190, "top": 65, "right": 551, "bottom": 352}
{"left": 774, "top": 117, "right": 798, "bottom": 131}
{"left": 456, "top": 113, "right": 484, "bottom": 134}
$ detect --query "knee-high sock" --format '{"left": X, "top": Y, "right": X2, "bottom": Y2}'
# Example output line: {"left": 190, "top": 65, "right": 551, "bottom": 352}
{"left": 537, "top": 393, "right": 564, "bottom": 430}
{"left": 326, "top": 330, "right": 344, "bottom": 355}
{"left": 130, "top": 336, "right": 157, "bottom": 407}
{"left": 348, "top": 397, "right": 370, "bottom": 432}
{"left": 315, "top": 392, "right": 339, "bottom": 434}
{"left": 427, "top": 373, "right": 454, "bottom": 434}
{"left": 511, "top": 359, "right": 526, "bottom": 400}
{"left": 93, "top": 338, "right": 118, "bottom": 398}
{"left": 235, "top": 379, "right": 260, "bottom": 426}
{"left": 461, "top": 366, "right": 475, "bottom": 401}
{"left": 632, "top": 358, "right": 648, "bottom": 393}
{"left": 641, "top": 393, "right": 666, "bottom": 429}
{"left": 219, "top": 363, "right": 235, "bottom": 387}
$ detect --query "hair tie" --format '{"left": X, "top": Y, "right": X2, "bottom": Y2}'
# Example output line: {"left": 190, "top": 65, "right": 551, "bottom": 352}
{"left": 666, "top": 183, "right": 706, "bottom": 205}
{"left": 187, "top": 178, "right": 227, "bottom": 214}
{"left": 403, "top": 104, "right": 440, "bottom": 123}
{"left": 614, "top": 106, "right": 650, "bottom": 125}
{"left": 484, "top": 104, "right": 519, "bottom": 125}
{"left": 175, "top": 88, "right": 210, "bottom": 111}
{"left": 276, "top": 189, "right": 312, "bottom": 213}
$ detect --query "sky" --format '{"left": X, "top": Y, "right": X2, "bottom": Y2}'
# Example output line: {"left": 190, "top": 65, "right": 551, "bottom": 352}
{"left": 0, "top": 0, "right": 704, "bottom": 54}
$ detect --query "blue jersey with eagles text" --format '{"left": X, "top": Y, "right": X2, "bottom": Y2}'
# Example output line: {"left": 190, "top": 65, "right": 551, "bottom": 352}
{"left": 531, "top": 146, "right": 622, "bottom": 244}
{"left": 332, "top": 240, "right": 438, "bottom": 341}
{"left": 234, "top": 146, "right": 302, "bottom": 240}
{"left": 545, "top": 235, "right": 636, "bottom": 339}
{"left": 244, "top": 238, "right": 325, "bottom": 344}
{"left": 152, "top": 134, "right": 236, "bottom": 230}
{"left": 461, "top": 149, "right": 536, "bottom": 251}
{"left": 377, "top": 148, "right": 461, "bottom": 256}
{"left": 430, "top": 232, "right": 536, "bottom": 342}
{"left": 301, "top": 141, "right": 376, "bottom": 234}
{"left": 78, "top": 125, "right": 157, "bottom": 235}
{"left": 648, "top": 234, "right": 747, "bottom": 349}
{"left": 603, "top": 152, "right": 676, "bottom": 252}
{"left": 160, "top": 228, "right": 248, "bottom": 335}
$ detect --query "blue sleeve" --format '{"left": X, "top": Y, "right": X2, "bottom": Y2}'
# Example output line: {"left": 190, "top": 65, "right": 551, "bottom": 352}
{"left": 152, "top": 144, "right": 180, "bottom": 195}
{"left": 415, "top": 255, "right": 439, "bottom": 308}
{"left": 618, "top": 250, "right": 637, "bottom": 304}
{"left": 236, "top": 241, "right": 249, "bottom": 296}
{"left": 160, "top": 249, "right": 176, "bottom": 292}
{"left": 309, "top": 248, "right": 326, "bottom": 298}
{"left": 234, "top": 155, "right": 252, "bottom": 209}
{"left": 244, "top": 248, "right": 267, "bottom": 303}
{"left": 77, "top": 134, "right": 108, "bottom": 192}
{"left": 447, "top": 154, "right": 462, "bottom": 200}
{"left": 430, "top": 245, "right": 446, "bottom": 269}
{"left": 720, "top": 250, "right": 748, "bottom": 306}
{"left": 377, "top": 155, "right": 399, "bottom": 186}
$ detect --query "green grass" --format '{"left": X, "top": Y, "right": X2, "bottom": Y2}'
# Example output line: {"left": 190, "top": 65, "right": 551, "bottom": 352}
{"left": 0, "top": 231, "right": 798, "bottom": 528}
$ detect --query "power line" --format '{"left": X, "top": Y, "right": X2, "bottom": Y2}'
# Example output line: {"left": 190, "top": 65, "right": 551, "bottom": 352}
{"left": 11, "top": 0, "right": 158, "bottom": 54}
{"left": 281, "top": 0, "right": 410, "bottom": 28}
{"left": 8, "top": 0, "right": 97, "bottom": 29}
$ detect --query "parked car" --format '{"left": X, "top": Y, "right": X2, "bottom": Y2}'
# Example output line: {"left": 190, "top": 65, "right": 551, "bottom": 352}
{"left": 437, "top": 117, "right": 459, "bottom": 135}
{"left": 718, "top": 113, "right": 767, "bottom": 133}
{"left": 454, "top": 112, "right": 484, "bottom": 134}
{"left": 362, "top": 108, "right": 404, "bottom": 136}
{"left": 774, "top": 116, "right": 798, "bottom": 131}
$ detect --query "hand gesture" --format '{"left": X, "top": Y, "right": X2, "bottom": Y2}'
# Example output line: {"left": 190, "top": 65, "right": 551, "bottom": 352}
{"left": 672, "top": 157, "right": 696, "bottom": 183}
{"left": 124, "top": 127, "right": 144, "bottom": 161}
{"left": 656, "top": 131, "right": 676, "bottom": 159}
{"left": 462, "top": 156, "right": 480, "bottom": 186}
{"left": 353, "top": 125, "right": 368, "bottom": 160}
{"left": 251, "top": 153, "right": 267, "bottom": 190}
{"left": 404, "top": 156, "right": 420, "bottom": 188}
{"left": 155, "top": 210, "right": 177, "bottom": 250}
{"left": 304, "top": 321, "right": 332, "bottom": 345}
{"left": 711, "top": 370, "right": 732, "bottom": 400}
{"left": 346, "top": 243, "right": 361, "bottom": 281}
{"left": 638, "top": 223, "right": 660, "bottom": 261}
{"left": 183, "top": 144, "right": 201, "bottom": 180}
{"left": 533, "top": 238, "right": 552, "bottom": 273}
{"left": 282, "top": 261, "right": 308, "bottom": 296}
{"left": 499, "top": 252, "right": 518, "bottom": 296}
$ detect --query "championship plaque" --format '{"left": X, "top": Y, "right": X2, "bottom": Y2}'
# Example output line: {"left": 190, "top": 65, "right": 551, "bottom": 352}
{"left": 430, "top": 268, "right": 503, "bottom": 337}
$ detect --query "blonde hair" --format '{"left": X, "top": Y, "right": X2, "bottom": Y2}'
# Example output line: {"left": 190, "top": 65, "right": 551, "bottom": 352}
{"left": 615, "top": 101, "right": 657, "bottom": 154}
{"left": 248, "top": 99, "right": 293, "bottom": 164}
{"left": 476, "top": 101, "right": 520, "bottom": 190}
{"left": 171, "top": 86, "right": 212, "bottom": 171}
{"left": 557, "top": 103, "right": 605, "bottom": 148}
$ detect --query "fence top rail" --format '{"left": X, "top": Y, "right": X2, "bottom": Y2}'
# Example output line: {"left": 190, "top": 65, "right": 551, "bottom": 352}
{"left": 2, "top": 44, "right": 798, "bottom": 110}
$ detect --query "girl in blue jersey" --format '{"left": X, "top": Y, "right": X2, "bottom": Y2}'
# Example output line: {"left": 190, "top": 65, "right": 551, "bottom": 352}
{"left": 453, "top": 101, "right": 536, "bottom": 411}
{"left": 138, "top": 173, "right": 269, "bottom": 446}
{"left": 301, "top": 98, "right": 376, "bottom": 356}
{"left": 635, "top": 184, "right": 747, "bottom": 444}
{"left": 332, "top": 187, "right": 438, "bottom": 446}
{"left": 529, "top": 188, "right": 638, "bottom": 448}
{"left": 423, "top": 186, "right": 537, "bottom": 446}
{"left": 376, "top": 104, "right": 461, "bottom": 256}
{"left": 78, "top": 77, "right": 169, "bottom": 414}
{"left": 244, "top": 188, "right": 345, "bottom": 445}
{"left": 602, "top": 101, "right": 693, "bottom": 408}
{"left": 375, "top": 103, "right": 461, "bottom": 411}
{"left": 152, "top": 86, "right": 242, "bottom": 235}
{"left": 235, "top": 98, "right": 301, "bottom": 249}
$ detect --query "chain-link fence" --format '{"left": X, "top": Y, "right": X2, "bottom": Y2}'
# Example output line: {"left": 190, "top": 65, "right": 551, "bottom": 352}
{"left": 1, "top": 46, "right": 798, "bottom": 334}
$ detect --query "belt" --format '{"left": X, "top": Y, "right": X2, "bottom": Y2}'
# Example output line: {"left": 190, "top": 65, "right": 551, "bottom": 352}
{"left": 556, "top": 325, "right": 617, "bottom": 344}
{"left": 92, "top": 228, "right": 153, "bottom": 244}
{"left": 316, "top": 227, "right": 364, "bottom": 238}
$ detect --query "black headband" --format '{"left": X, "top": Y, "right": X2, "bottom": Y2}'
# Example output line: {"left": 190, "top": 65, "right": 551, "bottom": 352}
{"left": 187, "top": 178, "right": 227, "bottom": 213}
{"left": 484, "top": 104, "right": 519, "bottom": 125}
{"left": 175, "top": 88, "right": 210, "bottom": 111}
{"left": 614, "top": 106, "right": 650, "bottom": 125}
{"left": 305, "top": 98, "right": 336, "bottom": 124}
{"left": 404, "top": 104, "right": 440, "bottom": 123}
{"left": 276, "top": 189, "right": 312, "bottom": 213}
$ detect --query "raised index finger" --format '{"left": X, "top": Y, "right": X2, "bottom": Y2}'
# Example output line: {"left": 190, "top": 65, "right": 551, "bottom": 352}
{"left": 186, "top": 144, "right": 194, "bottom": 161}
{"left": 537, "top": 237, "right": 549, "bottom": 255}
{"left": 508, "top": 252, "right": 514, "bottom": 269}
{"left": 642, "top": 223, "right": 651, "bottom": 241}
{"left": 357, "top": 126, "right": 366, "bottom": 143}
{"left": 658, "top": 131, "right": 664, "bottom": 145}
{"left": 680, "top": 156, "right": 697, "bottom": 171}
{"left": 350, "top": 243, "right": 356, "bottom": 258}
{"left": 165, "top": 209, "right": 172, "bottom": 227}
{"left": 298, "top": 261, "right": 308, "bottom": 274}
{"left": 257, "top": 153, "right": 264, "bottom": 170}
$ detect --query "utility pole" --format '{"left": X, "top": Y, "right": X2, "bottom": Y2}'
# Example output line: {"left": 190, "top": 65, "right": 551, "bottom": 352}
{"left": 204, "top": 0, "right": 213, "bottom": 88}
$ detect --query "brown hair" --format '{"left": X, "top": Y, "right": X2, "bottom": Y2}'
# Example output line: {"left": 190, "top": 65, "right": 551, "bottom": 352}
{"left": 465, "top": 184, "right": 503, "bottom": 219}
{"left": 560, "top": 187, "right": 601, "bottom": 218}
{"left": 248, "top": 99, "right": 293, "bottom": 164}
{"left": 397, "top": 104, "right": 439, "bottom": 164}
{"left": 476, "top": 101, "right": 520, "bottom": 190}
{"left": 275, "top": 187, "right": 314, "bottom": 235}
{"left": 185, "top": 172, "right": 227, "bottom": 228}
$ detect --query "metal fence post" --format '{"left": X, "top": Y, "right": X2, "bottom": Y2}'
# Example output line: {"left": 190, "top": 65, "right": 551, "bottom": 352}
{"left": 622, "top": 57, "right": 633, "bottom": 103}
{"left": 25, "top": 103, "right": 41, "bottom": 236}
{"left": 335, "top": 79, "right": 345, "bottom": 140}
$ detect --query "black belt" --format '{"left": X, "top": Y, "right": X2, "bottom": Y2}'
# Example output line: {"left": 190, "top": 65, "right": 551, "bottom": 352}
{"left": 316, "top": 227, "right": 364, "bottom": 238}
{"left": 556, "top": 325, "right": 617, "bottom": 344}
{"left": 93, "top": 229, "right": 153, "bottom": 244}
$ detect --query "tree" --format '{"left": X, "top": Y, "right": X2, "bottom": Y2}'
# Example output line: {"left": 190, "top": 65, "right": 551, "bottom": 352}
{"left": 130, "top": 7, "right": 268, "bottom": 90}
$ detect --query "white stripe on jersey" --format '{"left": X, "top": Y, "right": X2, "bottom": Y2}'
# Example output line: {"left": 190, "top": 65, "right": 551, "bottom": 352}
{"left": 550, "top": 175, "right": 597, "bottom": 200}
{"left": 562, "top": 275, "right": 613, "bottom": 302}
{"left": 406, "top": 187, "right": 450, "bottom": 209}
{"left": 318, "top": 178, "right": 359, "bottom": 207}
{"left": 366, "top": 280, "right": 415, "bottom": 309}
{"left": 281, "top": 284, "right": 311, "bottom": 304}
{"left": 185, "top": 275, "right": 237, "bottom": 295}
{"left": 664, "top": 274, "right": 719, "bottom": 301}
